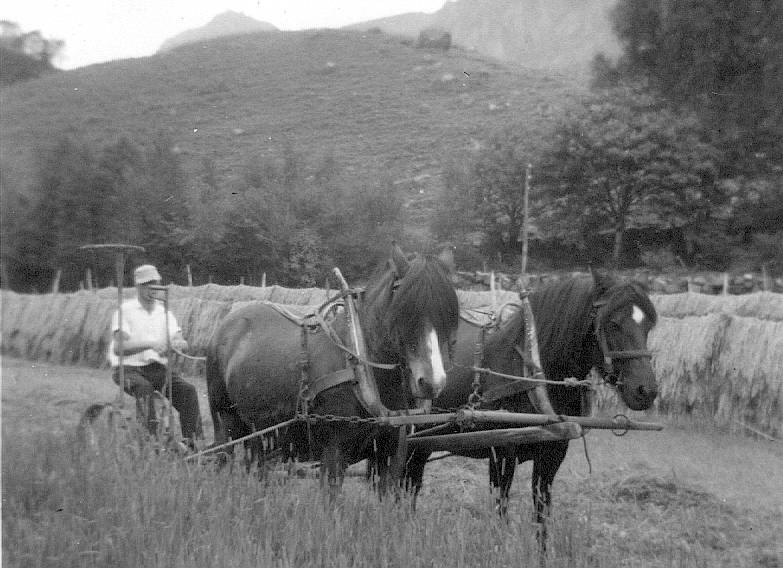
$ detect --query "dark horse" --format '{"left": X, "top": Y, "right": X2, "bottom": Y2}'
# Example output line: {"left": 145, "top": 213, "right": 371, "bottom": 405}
{"left": 404, "top": 270, "right": 657, "bottom": 542}
{"left": 207, "top": 245, "right": 459, "bottom": 496}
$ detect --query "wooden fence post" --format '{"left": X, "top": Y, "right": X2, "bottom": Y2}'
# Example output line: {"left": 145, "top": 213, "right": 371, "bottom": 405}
{"left": 0, "top": 260, "right": 9, "bottom": 290}
{"left": 51, "top": 269, "right": 62, "bottom": 294}
{"left": 186, "top": 264, "right": 193, "bottom": 287}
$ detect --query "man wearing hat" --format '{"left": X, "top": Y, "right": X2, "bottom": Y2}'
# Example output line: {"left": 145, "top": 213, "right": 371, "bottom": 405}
{"left": 108, "top": 264, "right": 202, "bottom": 448}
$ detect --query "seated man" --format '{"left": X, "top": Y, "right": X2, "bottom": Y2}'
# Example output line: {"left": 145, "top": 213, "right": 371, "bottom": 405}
{"left": 108, "top": 264, "right": 202, "bottom": 449}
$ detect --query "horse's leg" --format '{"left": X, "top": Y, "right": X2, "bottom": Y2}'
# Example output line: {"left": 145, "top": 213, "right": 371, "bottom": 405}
{"left": 213, "top": 409, "right": 249, "bottom": 467}
{"left": 320, "top": 436, "right": 344, "bottom": 503}
{"left": 403, "top": 449, "right": 431, "bottom": 511}
{"left": 531, "top": 441, "right": 569, "bottom": 553}
{"left": 375, "top": 427, "right": 407, "bottom": 501}
{"left": 489, "top": 446, "right": 517, "bottom": 518}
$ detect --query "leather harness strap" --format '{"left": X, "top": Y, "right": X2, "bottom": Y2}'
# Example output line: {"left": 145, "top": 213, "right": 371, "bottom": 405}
{"left": 301, "top": 368, "right": 358, "bottom": 402}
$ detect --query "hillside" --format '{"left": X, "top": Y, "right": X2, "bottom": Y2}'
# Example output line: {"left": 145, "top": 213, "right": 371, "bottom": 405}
{"left": 348, "top": 0, "right": 621, "bottom": 72}
{"left": 157, "top": 11, "right": 278, "bottom": 53}
{"left": 0, "top": 29, "right": 587, "bottom": 239}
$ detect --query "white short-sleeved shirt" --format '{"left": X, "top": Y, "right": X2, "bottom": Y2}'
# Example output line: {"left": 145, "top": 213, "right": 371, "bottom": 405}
{"left": 108, "top": 298, "right": 181, "bottom": 367}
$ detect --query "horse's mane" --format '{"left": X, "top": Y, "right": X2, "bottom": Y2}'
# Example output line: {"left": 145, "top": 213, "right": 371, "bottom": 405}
{"left": 595, "top": 280, "right": 657, "bottom": 328}
{"left": 530, "top": 275, "right": 656, "bottom": 380}
{"left": 362, "top": 253, "right": 459, "bottom": 359}
{"left": 530, "top": 277, "right": 595, "bottom": 379}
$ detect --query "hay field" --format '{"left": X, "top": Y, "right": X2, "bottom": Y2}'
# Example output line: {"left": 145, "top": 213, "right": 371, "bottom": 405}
{"left": 2, "top": 358, "right": 781, "bottom": 567}
{"left": 2, "top": 287, "right": 782, "bottom": 436}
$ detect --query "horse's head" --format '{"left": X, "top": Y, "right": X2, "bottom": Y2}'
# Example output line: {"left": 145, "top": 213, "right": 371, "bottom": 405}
{"left": 590, "top": 270, "right": 658, "bottom": 410}
{"left": 375, "top": 245, "right": 459, "bottom": 406}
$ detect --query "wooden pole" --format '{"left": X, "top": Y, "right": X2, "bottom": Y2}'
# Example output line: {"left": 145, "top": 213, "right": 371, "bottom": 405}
{"left": 186, "top": 264, "right": 193, "bottom": 287}
{"left": 85, "top": 268, "right": 93, "bottom": 291}
{"left": 407, "top": 422, "right": 582, "bottom": 451}
{"left": 115, "top": 252, "right": 126, "bottom": 408}
{"left": 490, "top": 271, "right": 497, "bottom": 309}
{"left": 261, "top": 272, "right": 267, "bottom": 287}
{"left": 51, "top": 269, "right": 62, "bottom": 294}
{"left": 722, "top": 272, "right": 729, "bottom": 295}
{"left": 358, "top": 409, "right": 664, "bottom": 430}
{"left": 520, "top": 163, "right": 531, "bottom": 277}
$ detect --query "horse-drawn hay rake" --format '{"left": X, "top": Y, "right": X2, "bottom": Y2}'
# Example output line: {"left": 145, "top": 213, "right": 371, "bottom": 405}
{"left": 77, "top": 244, "right": 190, "bottom": 455}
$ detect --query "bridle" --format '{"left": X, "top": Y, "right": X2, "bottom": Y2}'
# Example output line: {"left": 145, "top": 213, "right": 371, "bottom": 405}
{"left": 591, "top": 295, "right": 653, "bottom": 387}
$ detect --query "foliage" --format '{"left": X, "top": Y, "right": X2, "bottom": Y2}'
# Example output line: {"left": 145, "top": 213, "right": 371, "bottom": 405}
{"left": 536, "top": 83, "right": 724, "bottom": 266}
{"left": 431, "top": 129, "right": 537, "bottom": 263}
{"left": 0, "top": 21, "right": 62, "bottom": 84}
{"left": 1, "top": 131, "right": 408, "bottom": 292}
{"left": 605, "top": 0, "right": 783, "bottom": 176}
{"left": 3, "top": 136, "right": 190, "bottom": 291}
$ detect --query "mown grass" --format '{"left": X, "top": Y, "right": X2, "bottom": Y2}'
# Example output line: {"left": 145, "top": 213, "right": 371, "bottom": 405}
{"left": 2, "top": 358, "right": 782, "bottom": 567}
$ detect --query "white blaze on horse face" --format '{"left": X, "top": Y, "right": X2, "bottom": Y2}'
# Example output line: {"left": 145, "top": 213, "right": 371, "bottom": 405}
{"left": 407, "top": 326, "right": 447, "bottom": 399}
{"left": 632, "top": 305, "right": 645, "bottom": 325}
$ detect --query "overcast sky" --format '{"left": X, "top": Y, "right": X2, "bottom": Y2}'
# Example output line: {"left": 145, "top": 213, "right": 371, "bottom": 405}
{"left": 3, "top": 1, "right": 448, "bottom": 70}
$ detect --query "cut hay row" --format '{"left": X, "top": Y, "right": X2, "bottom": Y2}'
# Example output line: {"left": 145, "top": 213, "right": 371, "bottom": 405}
{"left": 647, "top": 315, "right": 783, "bottom": 436}
{"left": 456, "top": 290, "right": 519, "bottom": 310}
{"left": 653, "top": 291, "right": 783, "bottom": 321}
{"left": 92, "top": 283, "right": 331, "bottom": 304}
{"left": 0, "top": 290, "right": 325, "bottom": 368}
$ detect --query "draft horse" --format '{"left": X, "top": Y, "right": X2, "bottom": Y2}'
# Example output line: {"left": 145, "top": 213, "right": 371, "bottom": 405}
{"left": 206, "top": 245, "right": 459, "bottom": 496}
{"left": 404, "top": 270, "right": 658, "bottom": 543}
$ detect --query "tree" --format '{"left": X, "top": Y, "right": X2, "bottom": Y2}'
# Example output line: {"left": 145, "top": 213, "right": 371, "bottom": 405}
{"left": 538, "top": 84, "right": 723, "bottom": 267}
{"left": 606, "top": 0, "right": 783, "bottom": 175}
{"left": 0, "top": 21, "right": 63, "bottom": 84}
{"left": 430, "top": 128, "right": 538, "bottom": 263}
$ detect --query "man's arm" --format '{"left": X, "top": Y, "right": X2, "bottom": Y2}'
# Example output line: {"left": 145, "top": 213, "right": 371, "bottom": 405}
{"left": 112, "top": 330, "right": 167, "bottom": 356}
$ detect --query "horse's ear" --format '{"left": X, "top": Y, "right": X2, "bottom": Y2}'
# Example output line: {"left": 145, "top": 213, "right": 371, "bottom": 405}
{"left": 590, "top": 266, "right": 615, "bottom": 295}
{"left": 390, "top": 243, "right": 410, "bottom": 278}
{"left": 436, "top": 245, "right": 456, "bottom": 275}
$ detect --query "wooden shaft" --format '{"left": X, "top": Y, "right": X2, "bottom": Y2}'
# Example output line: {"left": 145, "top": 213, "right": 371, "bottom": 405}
{"left": 372, "top": 410, "right": 663, "bottom": 431}
{"left": 407, "top": 422, "right": 583, "bottom": 451}
{"left": 457, "top": 409, "right": 664, "bottom": 431}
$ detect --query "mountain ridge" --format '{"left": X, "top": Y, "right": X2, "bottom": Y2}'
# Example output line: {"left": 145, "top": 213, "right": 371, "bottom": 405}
{"left": 158, "top": 11, "right": 278, "bottom": 53}
{"left": 347, "top": 0, "right": 620, "bottom": 71}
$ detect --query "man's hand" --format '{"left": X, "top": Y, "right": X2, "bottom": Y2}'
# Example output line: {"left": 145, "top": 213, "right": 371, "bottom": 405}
{"left": 149, "top": 339, "right": 168, "bottom": 354}
{"left": 171, "top": 338, "right": 189, "bottom": 353}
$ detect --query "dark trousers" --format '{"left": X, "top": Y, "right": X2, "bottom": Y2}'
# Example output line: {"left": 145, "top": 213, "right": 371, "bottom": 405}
{"left": 112, "top": 363, "right": 202, "bottom": 441}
